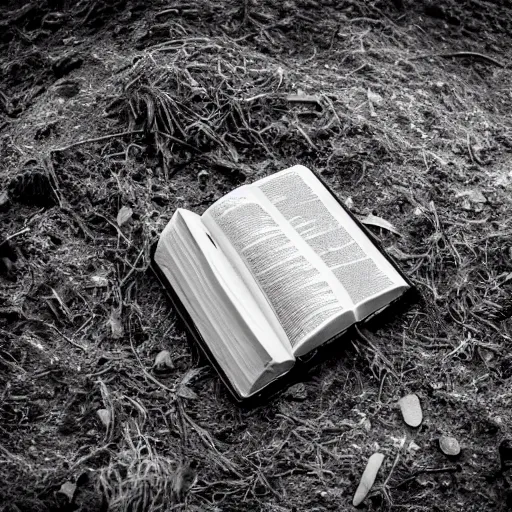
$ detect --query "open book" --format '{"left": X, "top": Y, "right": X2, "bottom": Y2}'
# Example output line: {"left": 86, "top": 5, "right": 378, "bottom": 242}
{"left": 154, "top": 165, "right": 412, "bottom": 400}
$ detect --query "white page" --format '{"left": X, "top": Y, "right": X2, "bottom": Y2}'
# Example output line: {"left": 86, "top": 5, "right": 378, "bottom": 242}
{"left": 155, "top": 209, "right": 294, "bottom": 397}
{"left": 202, "top": 188, "right": 351, "bottom": 351}
{"left": 255, "top": 165, "right": 410, "bottom": 320}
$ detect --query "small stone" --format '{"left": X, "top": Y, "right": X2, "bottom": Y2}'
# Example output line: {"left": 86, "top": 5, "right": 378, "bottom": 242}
{"left": 153, "top": 350, "right": 174, "bottom": 374}
{"left": 439, "top": 435, "right": 461, "bottom": 457}
{"left": 398, "top": 393, "right": 422, "bottom": 427}
{"left": 0, "top": 190, "right": 10, "bottom": 212}
{"left": 284, "top": 382, "right": 308, "bottom": 401}
{"left": 58, "top": 481, "right": 76, "bottom": 502}
{"left": 353, "top": 453, "right": 385, "bottom": 506}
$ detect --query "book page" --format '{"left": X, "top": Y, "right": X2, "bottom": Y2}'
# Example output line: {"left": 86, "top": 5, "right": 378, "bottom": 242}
{"left": 155, "top": 210, "right": 294, "bottom": 398}
{"left": 255, "top": 165, "right": 409, "bottom": 320}
{"left": 202, "top": 189, "right": 354, "bottom": 352}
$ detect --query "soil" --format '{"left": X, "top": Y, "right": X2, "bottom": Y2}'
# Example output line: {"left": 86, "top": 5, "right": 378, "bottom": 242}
{"left": 1, "top": 1, "right": 512, "bottom": 511}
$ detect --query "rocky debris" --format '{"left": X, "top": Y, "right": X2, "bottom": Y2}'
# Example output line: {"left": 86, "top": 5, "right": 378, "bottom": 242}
{"left": 439, "top": 435, "right": 461, "bottom": 457}
{"left": 153, "top": 350, "right": 174, "bottom": 375}
{"left": 398, "top": 393, "right": 423, "bottom": 427}
{"left": 284, "top": 382, "right": 308, "bottom": 401}
{"left": 353, "top": 452, "right": 385, "bottom": 507}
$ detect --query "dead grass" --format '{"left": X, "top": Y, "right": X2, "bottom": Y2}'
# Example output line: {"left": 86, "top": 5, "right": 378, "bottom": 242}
{"left": 1, "top": 0, "right": 512, "bottom": 511}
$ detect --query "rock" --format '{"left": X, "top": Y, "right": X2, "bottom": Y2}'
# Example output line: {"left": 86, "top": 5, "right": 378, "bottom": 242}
{"left": 57, "top": 481, "right": 76, "bottom": 502}
{"left": 116, "top": 206, "right": 133, "bottom": 226}
{"left": 0, "top": 190, "right": 10, "bottom": 212}
{"left": 439, "top": 435, "right": 460, "bottom": 457}
{"left": 353, "top": 453, "right": 385, "bottom": 507}
{"left": 398, "top": 393, "right": 422, "bottom": 427}
{"left": 284, "top": 382, "right": 308, "bottom": 401}
{"left": 408, "top": 440, "right": 421, "bottom": 453}
{"left": 153, "top": 350, "right": 174, "bottom": 374}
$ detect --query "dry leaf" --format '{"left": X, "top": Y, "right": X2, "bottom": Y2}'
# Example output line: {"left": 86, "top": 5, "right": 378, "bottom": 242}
{"left": 181, "top": 367, "right": 202, "bottom": 386}
{"left": 116, "top": 206, "right": 133, "bottom": 226}
{"left": 344, "top": 196, "right": 354, "bottom": 209}
{"left": 360, "top": 214, "right": 402, "bottom": 236}
{"left": 58, "top": 481, "right": 77, "bottom": 502}
{"left": 177, "top": 385, "right": 198, "bottom": 400}
{"left": 398, "top": 393, "right": 422, "bottom": 427}
{"left": 353, "top": 452, "right": 385, "bottom": 506}
{"left": 97, "top": 408, "right": 111, "bottom": 430}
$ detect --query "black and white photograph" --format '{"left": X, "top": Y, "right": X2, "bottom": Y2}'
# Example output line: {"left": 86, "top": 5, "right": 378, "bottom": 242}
{"left": 1, "top": 0, "right": 511, "bottom": 510}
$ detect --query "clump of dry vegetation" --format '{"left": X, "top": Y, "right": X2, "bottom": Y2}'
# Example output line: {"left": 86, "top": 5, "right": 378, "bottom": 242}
{"left": 1, "top": 0, "right": 512, "bottom": 511}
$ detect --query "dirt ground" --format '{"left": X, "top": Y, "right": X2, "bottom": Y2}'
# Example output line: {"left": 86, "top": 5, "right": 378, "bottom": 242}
{"left": 1, "top": 0, "right": 512, "bottom": 511}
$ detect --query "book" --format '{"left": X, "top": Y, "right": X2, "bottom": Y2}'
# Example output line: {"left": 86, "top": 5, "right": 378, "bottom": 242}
{"left": 153, "top": 165, "right": 414, "bottom": 401}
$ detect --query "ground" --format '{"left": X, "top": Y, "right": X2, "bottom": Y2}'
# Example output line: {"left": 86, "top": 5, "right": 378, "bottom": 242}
{"left": 1, "top": 0, "right": 512, "bottom": 511}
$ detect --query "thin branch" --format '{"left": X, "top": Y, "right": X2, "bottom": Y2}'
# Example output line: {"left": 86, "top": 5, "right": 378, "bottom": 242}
{"left": 409, "top": 51, "right": 505, "bottom": 68}
{"left": 50, "top": 130, "right": 144, "bottom": 153}
{"left": 47, "top": 323, "right": 87, "bottom": 351}
{"left": 0, "top": 227, "right": 30, "bottom": 247}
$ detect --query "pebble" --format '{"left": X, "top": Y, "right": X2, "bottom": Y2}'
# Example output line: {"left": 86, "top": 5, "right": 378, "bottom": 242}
{"left": 284, "top": 382, "right": 307, "bottom": 401}
{"left": 398, "top": 393, "right": 422, "bottom": 427}
{"left": 353, "top": 452, "right": 385, "bottom": 506}
{"left": 439, "top": 435, "right": 461, "bottom": 457}
{"left": 153, "top": 350, "right": 174, "bottom": 374}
